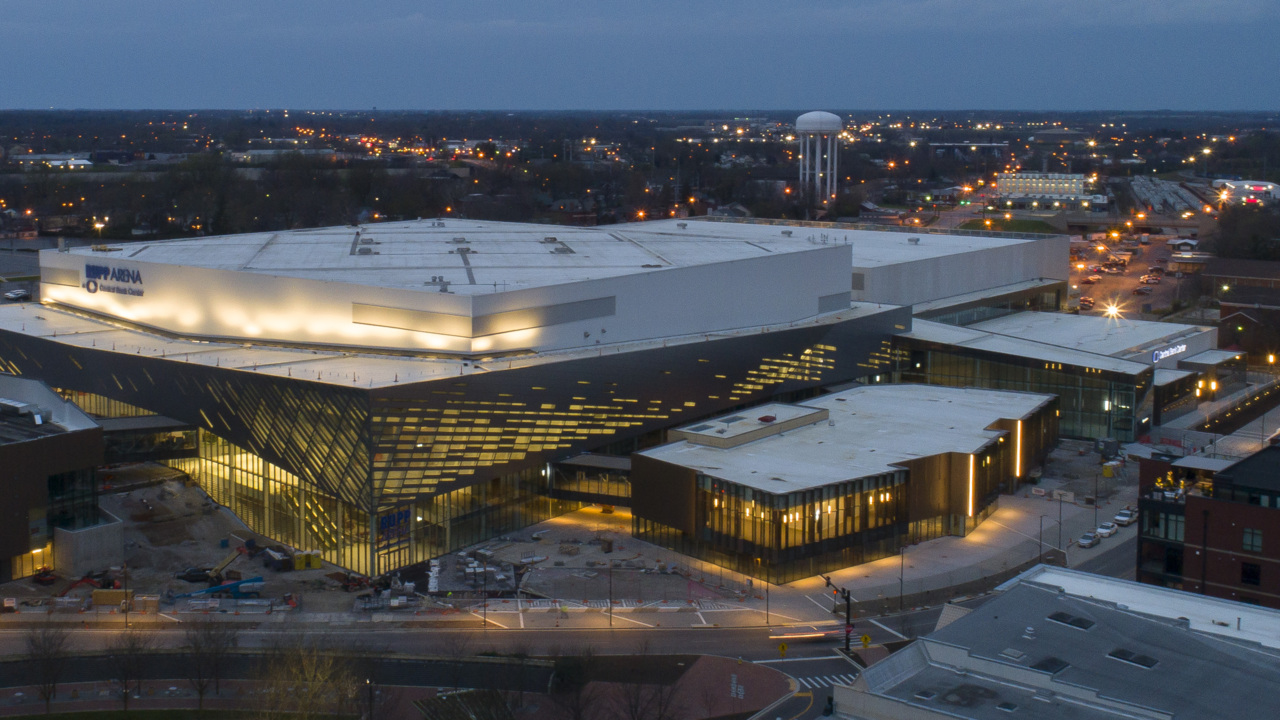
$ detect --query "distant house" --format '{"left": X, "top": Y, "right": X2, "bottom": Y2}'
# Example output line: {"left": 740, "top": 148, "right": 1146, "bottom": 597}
{"left": 1167, "top": 238, "right": 1199, "bottom": 252}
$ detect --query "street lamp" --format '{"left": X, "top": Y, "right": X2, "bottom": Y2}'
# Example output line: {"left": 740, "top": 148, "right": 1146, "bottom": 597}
{"left": 1038, "top": 515, "right": 1046, "bottom": 564}
{"left": 899, "top": 546, "right": 907, "bottom": 614}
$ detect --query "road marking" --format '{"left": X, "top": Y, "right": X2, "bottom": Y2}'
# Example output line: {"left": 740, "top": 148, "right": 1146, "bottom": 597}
{"left": 473, "top": 611, "right": 509, "bottom": 629}
{"left": 611, "top": 612, "right": 654, "bottom": 628}
{"left": 867, "top": 618, "right": 907, "bottom": 639}
{"left": 757, "top": 656, "right": 846, "bottom": 664}
{"left": 798, "top": 677, "right": 812, "bottom": 688}
{"left": 786, "top": 691, "right": 814, "bottom": 720}
{"left": 803, "top": 594, "right": 833, "bottom": 612}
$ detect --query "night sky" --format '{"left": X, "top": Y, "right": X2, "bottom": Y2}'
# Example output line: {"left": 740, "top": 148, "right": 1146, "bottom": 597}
{"left": 5, "top": 0, "right": 1277, "bottom": 110}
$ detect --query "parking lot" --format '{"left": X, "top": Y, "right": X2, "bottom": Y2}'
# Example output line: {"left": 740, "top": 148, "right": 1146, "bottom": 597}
{"left": 1070, "top": 237, "right": 1191, "bottom": 317}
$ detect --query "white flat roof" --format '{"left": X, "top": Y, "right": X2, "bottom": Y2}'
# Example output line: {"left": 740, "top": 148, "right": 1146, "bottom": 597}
{"left": 1154, "top": 368, "right": 1194, "bottom": 386}
{"left": 1183, "top": 349, "right": 1243, "bottom": 366}
{"left": 1004, "top": 566, "right": 1280, "bottom": 651}
{"left": 0, "top": 301, "right": 892, "bottom": 389}
{"left": 59, "top": 217, "right": 1047, "bottom": 295}
{"left": 968, "top": 312, "right": 1209, "bottom": 359}
{"left": 638, "top": 384, "right": 1053, "bottom": 492}
{"left": 905, "top": 319, "right": 1151, "bottom": 375}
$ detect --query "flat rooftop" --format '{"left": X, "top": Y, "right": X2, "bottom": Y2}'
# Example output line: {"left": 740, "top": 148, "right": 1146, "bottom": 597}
{"left": 0, "top": 301, "right": 892, "bottom": 390}
{"left": 0, "top": 375, "right": 97, "bottom": 441}
{"left": 904, "top": 319, "right": 1151, "bottom": 375}
{"left": 638, "top": 384, "right": 1053, "bottom": 492}
{"left": 57, "top": 217, "right": 1046, "bottom": 296}
{"left": 1000, "top": 566, "right": 1280, "bottom": 651}
{"left": 889, "top": 580, "right": 1280, "bottom": 720}
{"left": 968, "top": 312, "right": 1208, "bottom": 359}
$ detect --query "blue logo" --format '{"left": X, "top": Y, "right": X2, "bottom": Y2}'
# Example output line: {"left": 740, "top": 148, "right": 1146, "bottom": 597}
{"left": 85, "top": 264, "right": 143, "bottom": 284}
{"left": 83, "top": 263, "right": 144, "bottom": 297}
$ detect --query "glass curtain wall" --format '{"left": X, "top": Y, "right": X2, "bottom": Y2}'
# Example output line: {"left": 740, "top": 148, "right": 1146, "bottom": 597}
{"left": 898, "top": 342, "right": 1150, "bottom": 442}
{"left": 168, "top": 431, "right": 372, "bottom": 574}
{"left": 636, "top": 471, "right": 910, "bottom": 584}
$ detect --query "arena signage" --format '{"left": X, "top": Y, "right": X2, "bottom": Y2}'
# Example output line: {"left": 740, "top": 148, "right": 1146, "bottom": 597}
{"left": 1152, "top": 344, "right": 1187, "bottom": 363}
{"left": 84, "top": 263, "right": 144, "bottom": 297}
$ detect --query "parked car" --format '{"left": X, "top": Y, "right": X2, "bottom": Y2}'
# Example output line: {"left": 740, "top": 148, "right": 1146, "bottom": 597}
{"left": 1096, "top": 522, "right": 1119, "bottom": 537}
{"left": 1078, "top": 532, "right": 1100, "bottom": 548}
{"left": 1143, "top": 277, "right": 1161, "bottom": 285}
{"left": 3, "top": 289, "right": 30, "bottom": 301}
{"left": 1133, "top": 286, "right": 1153, "bottom": 295}
{"left": 175, "top": 567, "right": 212, "bottom": 583}
{"left": 1104, "top": 267, "right": 1124, "bottom": 275}
{"left": 1148, "top": 266, "right": 1165, "bottom": 275}
{"left": 1114, "top": 508, "right": 1138, "bottom": 526}
{"left": 1081, "top": 276, "right": 1101, "bottom": 284}
{"left": 1088, "top": 265, "right": 1104, "bottom": 273}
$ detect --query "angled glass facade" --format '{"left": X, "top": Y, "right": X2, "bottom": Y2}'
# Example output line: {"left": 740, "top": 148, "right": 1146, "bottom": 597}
{"left": 0, "top": 304, "right": 908, "bottom": 575}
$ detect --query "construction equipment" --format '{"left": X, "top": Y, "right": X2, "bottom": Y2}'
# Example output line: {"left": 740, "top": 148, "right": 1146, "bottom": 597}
{"left": 57, "top": 571, "right": 119, "bottom": 597}
{"left": 169, "top": 576, "right": 265, "bottom": 601}
{"left": 207, "top": 548, "right": 242, "bottom": 585}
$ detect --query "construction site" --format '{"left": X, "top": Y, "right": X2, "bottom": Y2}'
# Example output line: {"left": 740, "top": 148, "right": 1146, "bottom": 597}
{"left": 0, "top": 437, "right": 1134, "bottom": 628}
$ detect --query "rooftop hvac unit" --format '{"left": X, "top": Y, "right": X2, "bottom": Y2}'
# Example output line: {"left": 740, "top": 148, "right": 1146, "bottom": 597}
{"left": 450, "top": 237, "right": 468, "bottom": 243}
{"left": 908, "top": 237, "right": 921, "bottom": 245}
{"left": 677, "top": 222, "right": 687, "bottom": 229}
{"left": 541, "top": 236, "right": 559, "bottom": 243}
{"left": 357, "top": 247, "right": 373, "bottom": 255}
{"left": 781, "top": 230, "right": 793, "bottom": 237}
{"left": 360, "top": 237, "right": 374, "bottom": 244}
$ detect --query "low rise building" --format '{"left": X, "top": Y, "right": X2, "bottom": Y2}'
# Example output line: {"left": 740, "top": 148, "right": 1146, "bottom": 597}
{"left": 632, "top": 385, "right": 1057, "bottom": 583}
{"left": 0, "top": 376, "right": 108, "bottom": 582}
{"left": 836, "top": 566, "right": 1280, "bottom": 719}
{"left": 1138, "top": 446, "right": 1280, "bottom": 608}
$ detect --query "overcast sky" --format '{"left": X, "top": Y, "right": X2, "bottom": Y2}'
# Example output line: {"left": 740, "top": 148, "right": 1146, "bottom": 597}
{"left": 4, "top": 0, "right": 1277, "bottom": 111}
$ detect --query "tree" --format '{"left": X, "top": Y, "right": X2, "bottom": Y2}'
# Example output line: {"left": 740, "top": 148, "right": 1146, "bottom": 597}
{"left": 548, "top": 645, "right": 603, "bottom": 720}
{"left": 256, "top": 633, "right": 361, "bottom": 720}
{"left": 439, "top": 630, "right": 477, "bottom": 691}
{"left": 24, "top": 619, "right": 71, "bottom": 714}
{"left": 182, "top": 616, "right": 240, "bottom": 708}
{"left": 107, "top": 627, "right": 156, "bottom": 714}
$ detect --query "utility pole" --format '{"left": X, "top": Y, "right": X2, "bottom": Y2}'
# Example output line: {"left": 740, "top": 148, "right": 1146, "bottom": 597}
{"left": 765, "top": 584, "right": 770, "bottom": 627}
{"left": 608, "top": 560, "right": 613, "bottom": 628}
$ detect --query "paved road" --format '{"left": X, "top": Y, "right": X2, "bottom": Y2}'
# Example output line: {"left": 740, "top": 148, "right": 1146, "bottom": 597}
{"left": 1073, "top": 533, "right": 1137, "bottom": 581}
{"left": 755, "top": 653, "right": 860, "bottom": 719}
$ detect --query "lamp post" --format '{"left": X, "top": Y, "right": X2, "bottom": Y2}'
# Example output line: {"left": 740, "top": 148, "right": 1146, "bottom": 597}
{"left": 1094, "top": 472, "right": 1100, "bottom": 529}
{"left": 1038, "top": 515, "right": 1046, "bottom": 564}
{"left": 608, "top": 560, "right": 613, "bottom": 628}
{"left": 899, "top": 547, "right": 907, "bottom": 614}
{"left": 1058, "top": 494, "right": 1064, "bottom": 552}
{"left": 482, "top": 566, "right": 488, "bottom": 628}
{"left": 765, "top": 583, "right": 770, "bottom": 627}
{"left": 365, "top": 678, "right": 374, "bottom": 720}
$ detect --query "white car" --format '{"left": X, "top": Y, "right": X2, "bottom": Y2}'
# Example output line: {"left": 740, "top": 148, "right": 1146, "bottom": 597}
{"left": 1113, "top": 509, "right": 1138, "bottom": 526}
{"left": 1096, "top": 522, "right": 1119, "bottom": 538}
{"left": 3, "top": 289, "right": 30, "bottom": 301}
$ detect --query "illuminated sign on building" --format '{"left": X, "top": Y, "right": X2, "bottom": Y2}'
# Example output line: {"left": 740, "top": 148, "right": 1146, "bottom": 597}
{"left": 84, "top": 263, "right": 144, "bottom": 297}
{"left": 1152, "top": 344, "right": 1187, "bottom": 363}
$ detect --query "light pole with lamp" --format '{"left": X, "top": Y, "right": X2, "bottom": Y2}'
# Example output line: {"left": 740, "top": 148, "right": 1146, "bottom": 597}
{"left": 365, "top": 678, "right": 375, "bottom": 720}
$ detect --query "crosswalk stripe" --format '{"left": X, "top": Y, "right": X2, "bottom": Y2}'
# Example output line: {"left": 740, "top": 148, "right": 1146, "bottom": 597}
{"left": 798, "top": 677, "right": 813, "bottom": 688}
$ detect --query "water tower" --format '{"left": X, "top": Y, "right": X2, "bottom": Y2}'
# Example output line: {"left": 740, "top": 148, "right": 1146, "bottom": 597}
{"left": 796, "top": 111, "right": 843, "bottom": 204}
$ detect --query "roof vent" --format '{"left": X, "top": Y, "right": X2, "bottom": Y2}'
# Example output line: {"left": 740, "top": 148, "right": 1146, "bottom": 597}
{"left": 357, "top": 247, "right": 374, "bottom": 255}
{"left": 908, "top": 237, "right": 921, "bottom": 245}
{"left": 677, "top": 222, "right": 687, "bottom": 229}
{"left": 552, "top": 246, "right": 576, "bottom": 254}
{"left": 758, "top": 415, "right": 777, "bottom": 423}
{"left": 450, "top": 236, "right": 468, "bottom": 244}
{"left": 360, "top": 236, "right": 374, "bottom": 244}
{"left": 541, "top": 236, "right": 559, "bottom": 243}
{"left": 781, "top": 230, "right": 793, "bottom": 237}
